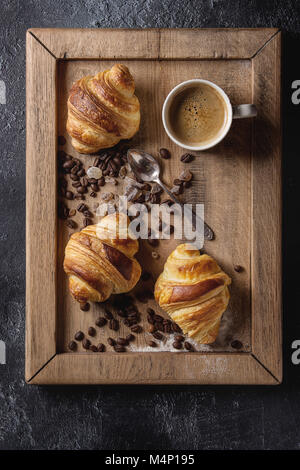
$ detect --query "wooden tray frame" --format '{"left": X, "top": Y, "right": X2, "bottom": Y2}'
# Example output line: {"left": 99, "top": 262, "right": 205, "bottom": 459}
{"left": 26, "top": 28, "right": 282, "bottom": 385}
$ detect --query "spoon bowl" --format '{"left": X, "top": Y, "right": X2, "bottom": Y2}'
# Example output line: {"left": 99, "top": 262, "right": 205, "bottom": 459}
{"left": 127, "top": 149, "right": 161, "bottom": 182}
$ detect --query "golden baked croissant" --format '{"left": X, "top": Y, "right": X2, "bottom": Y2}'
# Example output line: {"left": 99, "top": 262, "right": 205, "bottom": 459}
{"left": 154, "top": 244, "right": 231, "bottom": 344}
{"left": 63, "top": 213, "right": 142, "bottom": 303}
{"left": 67, "top": 64, "right": 140, "bottom": 154}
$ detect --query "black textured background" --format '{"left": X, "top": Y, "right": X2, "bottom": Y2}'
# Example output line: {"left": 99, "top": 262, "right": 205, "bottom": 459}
{"left": 1, "top": 0, "right": 300, "bottom": 450}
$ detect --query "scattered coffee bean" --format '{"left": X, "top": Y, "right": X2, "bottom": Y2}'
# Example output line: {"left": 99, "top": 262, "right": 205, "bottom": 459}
{"left": 130, "top": 325, "right": 142, "bottom": 333}
{"left": 184, "top": 341, "right": 194, "bottom": 351}
{"left": 68, "top": 340, "right": 77, "bottom": 351}
{"left": 77, "top": 168, "right": 85, "bottom": 177}
{"left": 77, "top": 203, "right": 88, "bottom": 212}
{"left": 175, "top": 334, "right": 184, "bottom": 342}
{"left": 109, "top": 319, "right": 119, "bottom": 331}
{"left": 231, "top": 340, "right": 243, "bottom": 350}
{"left": 88, "top": 326, "right": 96, "bottom": 337}
{"left": 159, "top": 148, "right": 171, "bottom": 159}
{"left": 104, "top": 309, "right": 113, "bottom": 320}
{"left": 180, "top": 153, "right": 194, "bottom": 163}
{"left": 107, "top": 337, "right": 116, "bottom": 346}
{"left": 173, "top": 341, "right": 183, "bottom": 350}
{"left": 66, "top": 219, "right": 77, "bottom": 229}
{"left": 117, "top": 337, "right": 128, "bottom": 346}
{"left": 152, "top": 331, "right": 163, "bottom": 341}
{"left": 126, "top": 334, "right": 135, "bottom": 342}
{"left": 147, "top": 307, "right": 155, "bottom": 316}
{"left": 89, "top": 345, "right": 97, "bottom": 352}
{"left": 80, "top": 302, "right": 90, "bottom": 311}
{"left": 82, "top": 338, "right": 91, "bottom": 350}
{"left": 154, "top": 314, "right": 164, "bottom": 323}
{"left": 95, "top": 316, "right": 107, "bottom": 327}
{"left": 65, "top": 190, "right": 74, "bottom": 200}
{"left": 74, "top": 331, "right": 84, "bottom": 341}
{"left": 77, "top": 186, "right": 86, "bottom": 194}
{"left": 234, "top": 264, "right": 243, "bottom": 272}
{"left": 83, "top": 217, "right": 92, "bottom": 227}
{"left": 148, "top": 340, "right": 157, "bottom": 347}
{"left": 63, "top": 160, "right": 75, "bottom": 169}
{"left": 171, "top": 322, "right": 182, "bottom": 333}
{"left": 58, "top": 135, "right": 66, "bottom": 145}
{"left": 97, "top": 343, "right": 106, "bottom": 352}
{"left": 90, "top": 191, "right": 97, "bottom": 197}
{"left": 114, "top": 345, "right": 126, "bottom": 353}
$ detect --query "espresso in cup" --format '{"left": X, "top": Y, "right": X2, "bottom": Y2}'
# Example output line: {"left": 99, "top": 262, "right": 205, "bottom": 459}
{"left": 162, "top": 79, "right": 257, "bottom": 151}
{"left": 168, "top": 84, "right": 228, "bottom": 147}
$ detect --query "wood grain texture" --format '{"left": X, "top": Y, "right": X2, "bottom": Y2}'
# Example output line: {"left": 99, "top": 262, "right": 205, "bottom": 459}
{"left": 28, "top": 28, "right": 278, "bottom": 60}
{"left": 29, "top": 353, "right": 278, "bottom": 385}
{"left": 251, "top": 32, "right": 282, "bottom": 381}
{"left": 26, "top": 28, "right": 282, "bottom": 384}
{"left": 26, "top": 32, "right": 57, "bottom": 380}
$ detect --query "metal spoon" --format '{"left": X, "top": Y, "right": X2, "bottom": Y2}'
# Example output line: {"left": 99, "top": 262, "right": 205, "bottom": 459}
{"left": 127, "top": 149, "right": 214, "bottom": 240}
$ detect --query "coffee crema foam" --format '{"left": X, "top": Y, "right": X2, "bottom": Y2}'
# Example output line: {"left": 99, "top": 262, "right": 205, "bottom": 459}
{"left": 168, "top": 84, "right": 228, "bottom": 147}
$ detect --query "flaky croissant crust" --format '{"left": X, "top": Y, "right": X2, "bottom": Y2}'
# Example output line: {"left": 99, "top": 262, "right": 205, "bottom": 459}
{"left": 64, "top": 213, "right": 142, "bottom": 303}
{"left": 154, "top": 244, "right": 231, "bottom": 344}
{"left": 67, "top": 64, "right": 140, "bottom": 154}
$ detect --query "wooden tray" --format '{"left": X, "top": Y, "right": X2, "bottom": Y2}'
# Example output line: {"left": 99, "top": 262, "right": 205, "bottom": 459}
{"left": 26, "top": 28, "right": 282, "bottom": 384}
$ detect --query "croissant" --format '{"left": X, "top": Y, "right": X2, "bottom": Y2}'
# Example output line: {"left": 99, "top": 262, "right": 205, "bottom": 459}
{"left": 63, "top": 213, "right": 142, "bottom": 303}
{"left": 154, "top": 244, "right": 231, "bottom": 344}
{"left": 67, "top": 64, "right": 140, "bottom": 154}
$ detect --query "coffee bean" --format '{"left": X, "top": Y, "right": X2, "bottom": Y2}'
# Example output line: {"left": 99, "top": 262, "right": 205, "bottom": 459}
{"left": 88, "top": 326, "right": 96, "bottom": 337}
{"left": 95, "top": 316, "right": 107, "bottom": 327}
{"left": 130, "top": 325, "right": 142, "bottom": 333}
{"left": 65, "top": 191, "right": 74, "bottom": 200}
{"left": 180, "top": 153, "right": 194, "bottom": 163}
{"left": 117, "top": 337, "right": 128, "bottom": 346}
{"left": 91, "top": 183, "right": 99, "bottom": 192}
{"left": 97, "top": 343, "right": 106, "bottom": 352}
{"left": 82, "top": 338, "right": 91, "bottom": 350}
{"left": 163, "top": 323, "right": 171, "bottom": 333}
{"left": 77, "top": 186, "right": 86, "bottom": 194}
{"left": 77, "top": 168, "right": 85, "bottom": 177}
{"left": 175, "top": 334, "right": 184, "bottom": 342}
{"left": 173, "top": 341, "right": 182, "bottom": 350}
{"left": 71, "top": 165, "right": 80, "bottom": 175}
{"left": 89, "top": 345, "right": 98, "bottom": 352}
{"left": 98, "top": 176, "right": 105, "bottom": 186}
{"left": 109, "top": 319, "right": 119, "bottom": 331}
{"left": 77, "top": 203, "right": 88, "bottom": 212}
{"left": 126, "top": 334, "right": 135, "bottom": 342}
{"left": 66, "top": 219, "right": 77, "bottom": 229}
{"left": 90, "top": 191, "right": 97, "bottom": 197}
{"left": 83, "top": 209, "right": 93, "bottom": 218}
{"left": 231, "top": 340, "right": 243, "bottom": 350}
{"left": 234, "top": 264, "right": 243, "bottom": 272}
{"left": 148, "top": 340, "right": 157, "bottom": 347}
{"left": 83, "top": 217, "right": 92, "bottom": 227}
{"left": 63, "top": 160, "right": 75, "bottom": 169}
{"left": 70, "top": 174, "right": 80, "bottom": 181}
{"left": 68, "top": 340, "right": 77, "bottom": 351}
{"left": 58, "top": 135, "right": 66, "bottom": 145}
{"left": 80, "top": 302, "right": 90, "bottom": 311}
{"left": 159, "top": 148, "right": 171, "bottom": 159}
{"left": 116, "top": 309, "right": 127, "bottom": 318}
{"left": 154, "top": 314, "right": 164, "bottom": 323}
{"left": 114, "top": 345, "right": 126, "bottom": 353}
{"left": 171, "top": 322, "right": 182, "bottom": 333}
{"left": 104, "top": 309, "right": 113, "bottom": 319}
{"left": 75, "top": 331, "right": 84, "bottom": 341}
{"left": 184, "top": 341, "right": 194, "bottom": 351}
{"left": 72, "top": 181, "right": 81, "bottom": 188}
{"left": 107, "top": 337, "right": 116, "bottom": 346}
{"left": 152, "top": 331, "right": 163, "bottom": 341}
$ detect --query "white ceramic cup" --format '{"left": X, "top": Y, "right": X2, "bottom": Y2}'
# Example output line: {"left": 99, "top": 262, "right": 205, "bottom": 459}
{"left": 162, "top": 79, "right": 257, "bottom": 151}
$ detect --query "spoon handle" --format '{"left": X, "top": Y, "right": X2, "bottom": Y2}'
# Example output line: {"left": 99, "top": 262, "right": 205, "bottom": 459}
{"left": 155, "top": 178, "right": 214, "bottom": 241}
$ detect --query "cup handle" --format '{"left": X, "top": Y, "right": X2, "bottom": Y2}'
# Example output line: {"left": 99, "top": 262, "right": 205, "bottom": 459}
{"left": 232, "top": 104, "right": 257, "bottom": 119}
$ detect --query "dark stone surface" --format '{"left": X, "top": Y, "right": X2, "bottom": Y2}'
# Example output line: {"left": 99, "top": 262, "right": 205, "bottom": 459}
{"left": 0, "top": 0, "right": 300, "bottom": 450}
